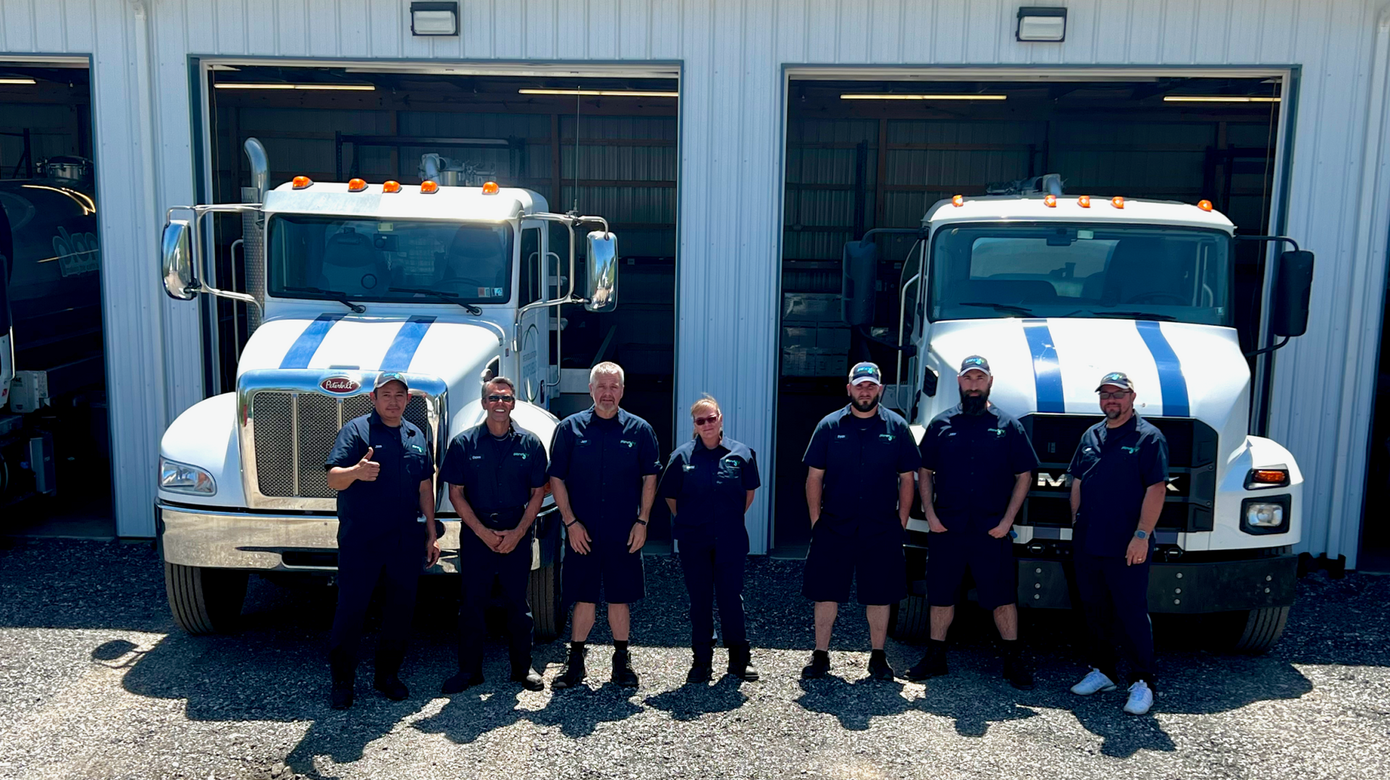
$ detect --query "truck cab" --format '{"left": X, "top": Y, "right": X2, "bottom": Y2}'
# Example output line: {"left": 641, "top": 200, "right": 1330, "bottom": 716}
{"left": 848, "top": 179, "right": 1314, "bottom": 652}
{"left": 156, "top": 140, "right": 618, "bottom": 638}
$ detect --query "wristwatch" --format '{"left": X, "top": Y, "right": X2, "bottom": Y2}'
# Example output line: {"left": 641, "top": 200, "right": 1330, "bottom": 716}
{"left": 1133, "top": 529, "right": 1149, "bottom": 540}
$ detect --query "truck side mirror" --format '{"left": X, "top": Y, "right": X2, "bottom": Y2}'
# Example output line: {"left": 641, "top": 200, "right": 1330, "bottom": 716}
{"left": 1271, "top": 250, "right": 1314, "bottom": 338}
{"left": 585, "top": 231, "right": 618, "bottom": 313}
{"left": 842, "top": 239, "right": 877, "bottom": 327}
{"left": 161, "top": 220, "right": 199, "bottom": 301}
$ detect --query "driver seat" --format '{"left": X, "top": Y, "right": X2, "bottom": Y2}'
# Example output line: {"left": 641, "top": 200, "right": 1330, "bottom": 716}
{"left": 1099, "top": 238, "right": 1186, "bottom": 306}
{"left": 319, "top": 230, "right": 388, "bottom": 294}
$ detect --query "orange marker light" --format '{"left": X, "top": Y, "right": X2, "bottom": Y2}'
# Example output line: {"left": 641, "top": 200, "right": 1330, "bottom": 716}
{"left": 348, "top": 178, "right": 367, "bottom": 192}
{"left": 292, "top": 175, "right": 313, "bottom": 189}
{"left": 1197, "top": 199, "right": 1213, "bottom": 212}
{"left": 952, "top": 194, "right": 965, "bottom": 207}
{"left": 1111, "top": 196, "right": 1125, "bottom": 209}
{"left": 420, "top": 180, "right": 439, "bottom": 194}
{"left": 1251, "top": 469, "right": 1289, "bottom": 484}
{"left": 482, "top": 181, "right": 500, "bottom": 195}
{"left": 1043, "top": 194, "right": 1057, "bottom": 208}
{"left": 1078, "top": 195, "right": 1091, "bottom": 208}
{"left": 382, "top": 180, "right": 401, "bottom": 193}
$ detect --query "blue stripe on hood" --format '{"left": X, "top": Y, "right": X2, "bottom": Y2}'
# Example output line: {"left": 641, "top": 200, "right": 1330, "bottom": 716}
{"left": 379, "top": 315, "right": 437, "bottom": 372}
{"left": 1022, "top": 319, "right": 1066, "bottom": 413}
{"left": 279, "top": 313, "right": 345, "bottom": 369}
{"left": 1135, "top": 320, "right": 1190, "bottom": 417}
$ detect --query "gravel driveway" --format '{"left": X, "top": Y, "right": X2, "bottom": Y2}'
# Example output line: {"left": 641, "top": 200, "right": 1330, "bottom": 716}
{"left": 0, "top": 537, "right": 1387, "bottom": 780}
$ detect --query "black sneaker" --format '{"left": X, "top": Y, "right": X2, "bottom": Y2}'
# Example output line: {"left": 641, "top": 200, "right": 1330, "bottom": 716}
{"left": 612, "top": 649, "right": 640, "bottom": 688}
{"left": 904, "top": 650, "right": 948, "bottom": 682}
{"left": 511, "top": 665, "right": 545, "bottom": 692}
{"left": 330, "top": 681, "right": 353, "bottom": 710}
{"left": 1002, "top": 655, "right": 1035, "bottom": 691}
{"left": 801, "top": 650, "right": 830, "bottom": 680}
{"left": 441, "top": 670, "right": 484, "bottom": 694}
{"left": 551, "top": 646, "right": 587, "bottom": 690}
{"left": 373, "top": 675, "right": 409, "bottom": 701}
{"left": 867, "top": 651, "right": 895, "bottom": 681}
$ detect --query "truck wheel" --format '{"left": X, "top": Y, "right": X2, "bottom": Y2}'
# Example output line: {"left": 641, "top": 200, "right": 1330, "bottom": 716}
{"left": 1228, "top": 606, "right": 1291, "bottom": 654}
{"left": 890, "top": 593, "right": 930, "bottom": 642}
{"left": 528, "top": 561, "right": 562, "bottom": 642}
{"left": 164, "top": 562, "right": 248, "bottom": 635}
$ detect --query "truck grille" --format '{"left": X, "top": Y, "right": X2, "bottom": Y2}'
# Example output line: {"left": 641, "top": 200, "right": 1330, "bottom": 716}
{"left": 1020, "top": 414, "right": 1218, "bottom": 532}
{"left": 237, "top": 370, "right": 447, "bottom": 510}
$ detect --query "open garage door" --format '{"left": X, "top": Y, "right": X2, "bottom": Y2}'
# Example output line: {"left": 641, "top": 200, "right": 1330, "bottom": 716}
{"left": 0, "top": 60, "right": 113, "bottom": 539}
{"left": 772, "top": 73, "right": 1286, "bottom": 555}
{"left": 197, "top": 62, "right": 682, "bottom": 547}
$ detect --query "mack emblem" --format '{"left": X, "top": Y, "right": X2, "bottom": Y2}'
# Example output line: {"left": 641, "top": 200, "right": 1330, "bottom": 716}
{"left": 320, "top": 376, "right": 360, "bottom": 394}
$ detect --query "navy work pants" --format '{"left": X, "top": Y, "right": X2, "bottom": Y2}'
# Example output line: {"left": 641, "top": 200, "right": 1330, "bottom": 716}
{"left": 457, "top": 526, "right": 534, "bottom": 673}
{"left": 678, "top": 524, "right": 750, "bottom": 649}
{"left": 1073, "top": 550, "right": 1156, "bottom": 686}
{"left": 329, "top": 527, "right": 424, "bottom": 677}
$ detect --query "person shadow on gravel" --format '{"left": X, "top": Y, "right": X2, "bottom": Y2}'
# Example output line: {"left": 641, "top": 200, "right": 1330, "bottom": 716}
{"left": 644, "top": 674, "right": 750, "bottom": 721}
{"left": 793, "top": 674, "right": 915, "bottom": 730}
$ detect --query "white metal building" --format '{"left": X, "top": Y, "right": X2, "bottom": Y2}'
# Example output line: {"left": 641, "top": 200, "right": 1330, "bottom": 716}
{"left": 3, "top": 0, "right": 1389, "bottom": 569}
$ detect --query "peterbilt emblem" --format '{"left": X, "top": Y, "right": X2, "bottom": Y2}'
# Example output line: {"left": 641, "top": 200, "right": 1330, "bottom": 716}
{"left": 320, "top": 376, "right": 360, "bottom": 394}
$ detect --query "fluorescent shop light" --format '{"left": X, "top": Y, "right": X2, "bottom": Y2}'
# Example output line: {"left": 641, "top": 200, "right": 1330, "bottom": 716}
{"left": 0, "top": 78, "right": 37, "bottom": 85}
{"left": 214, "top": 83, "right": 376, "bottom": 91}
{"left": 839, "top": 94, "right": 1007, "bottom": 101}
{"left": 1163, "top": 96, "right": 1280, "bottom": 103}
{"left": 518, "top": 89, "right": 678, "bottom": 97}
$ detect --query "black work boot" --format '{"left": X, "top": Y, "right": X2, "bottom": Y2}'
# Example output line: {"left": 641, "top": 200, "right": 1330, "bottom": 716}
{"left": 727, "top": 641, "right": 760, "bottom": 682}
{"left": 867, "top": 649, "right": 896, "bottom": 681}
{"left": 329, "top": 649, "right": 355, "bottom": 710}
{"left": 441, "top": 668, "right": 485, "bottom": 694}
{"left": 686, "top": 643, "right": 715, "bottom": 684}
{"left": 611, "top": 647, "right": 640, "bottom": 688}
{"left": 904, "top": 641, "right": 949, "bottom": 682}
{"left": 800, "top": 649, "right": 831, "bottom": 680}
{"left": 373, "top": 644, "right": 409, "bottom": 701}
{"left": 1001, "top": 642, "right": 1035, "bottom": 691}
{"left": 551, "top": 643, "right": 587, "bottom": 690}
{"left": 510, "top": 653, "right": 545, "bottom": 692}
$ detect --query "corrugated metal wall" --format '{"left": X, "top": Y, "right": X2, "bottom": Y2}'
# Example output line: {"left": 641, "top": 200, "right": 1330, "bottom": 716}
{"left": 3, "top": 0, "right": 1389, "bottom": 564}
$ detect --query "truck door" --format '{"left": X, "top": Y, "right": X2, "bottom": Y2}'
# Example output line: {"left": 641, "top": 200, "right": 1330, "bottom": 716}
{"left": 518, "top": 225, "right": 550, "bottom": 406}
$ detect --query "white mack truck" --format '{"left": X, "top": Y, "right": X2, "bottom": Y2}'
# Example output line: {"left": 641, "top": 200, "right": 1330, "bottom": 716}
{"left": 155, "top": 139, "right": 618, "bottom": 638}
{"left": 843, "top": 175, "right": 1314, "bottom": 653}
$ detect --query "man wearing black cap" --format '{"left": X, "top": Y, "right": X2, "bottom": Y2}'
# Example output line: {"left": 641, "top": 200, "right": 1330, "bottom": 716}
{"left": 438, "top": 376, "right": 549, "bottom": 694}
{"left": 907, "top": 355, "right": 1039, "bottom": 689}
{"left": 323, "top": 371, "right": 441, "bottom": 709}
{"left": 1066, "top": 371, "right": 1168, "bottom": 716}
{"left": 801, "top": 361, "right": 921, "bottom": 681}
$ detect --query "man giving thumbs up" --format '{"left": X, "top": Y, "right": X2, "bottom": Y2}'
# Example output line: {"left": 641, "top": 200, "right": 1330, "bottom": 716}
{"left": 323, "top": 371, "right": 440, "bottom": 709}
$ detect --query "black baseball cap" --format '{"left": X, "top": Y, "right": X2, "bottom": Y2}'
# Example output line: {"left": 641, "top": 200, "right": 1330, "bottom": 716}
{"left": 1095, "top": 371, "right": 1134, "bottom": 392}
{"left": 373, "top": 371, "right": 410, "bottom": 391}
{"left": 849, "top": 362, "right": 883, "bottom": 386}
{"left": 959, "top": 355, "right": 991, "bottom": 376}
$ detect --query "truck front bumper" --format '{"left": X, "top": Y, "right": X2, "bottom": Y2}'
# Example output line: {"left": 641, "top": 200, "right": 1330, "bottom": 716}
{"left": 156, "top": 502, "right": 558, "bottom": 574}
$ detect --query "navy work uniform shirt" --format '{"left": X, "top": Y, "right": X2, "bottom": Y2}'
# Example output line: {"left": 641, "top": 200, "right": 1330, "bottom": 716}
{"left": 657, "top": 437, "right": 761, "bottom": 538}
{"left": 547, "top": 407, "right": 662, "bottom": 538}
{"left": 803, "top": 405, "right": 921, "bottom": 523}
{"left": 325, "top": 411, "right": 435, "bottom": 546}
{"left": 918, "top": 404, "right": 1040, "bottom": 528}
{"left": 438, "top": 422, "right": 548, "bottom": 529}
{"left": 1067, "top": 414, "right": 1169, "bottom": 557}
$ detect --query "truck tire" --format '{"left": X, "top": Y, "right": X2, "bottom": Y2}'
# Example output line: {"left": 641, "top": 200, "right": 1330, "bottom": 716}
{"left": 1229, "top": 606, "right": 1291, "bottom": 654}
{"left": 890, "top": 593, "right": 930, "bottom": 642}
{"left": 528, "top": 549, "right": 563, "bottom": 642}
{"left": 164, "top": 562, "right": 248, "bottom": 635}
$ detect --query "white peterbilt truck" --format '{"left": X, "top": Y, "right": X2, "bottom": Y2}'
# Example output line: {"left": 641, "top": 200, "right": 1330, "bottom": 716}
{"left": 155, "top": 139, "right": 617, "bottom": 638}
{"left": 844, "top": 176, "right": 1314, "bottom": 653}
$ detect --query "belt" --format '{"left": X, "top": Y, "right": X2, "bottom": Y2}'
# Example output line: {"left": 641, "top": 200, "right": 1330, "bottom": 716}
{"left": 478, "top": 506, "right": 527, "bottom": 530}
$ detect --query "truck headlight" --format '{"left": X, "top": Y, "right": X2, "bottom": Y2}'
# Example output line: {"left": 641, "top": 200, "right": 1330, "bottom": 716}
{"left": 159, "top": 458, "right": 216, "bottom": 495}
{"left": 1240, "top": 495, "right": 1289, "bottom": 535}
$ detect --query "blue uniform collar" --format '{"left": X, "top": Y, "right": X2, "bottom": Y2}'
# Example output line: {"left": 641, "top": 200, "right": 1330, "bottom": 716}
{"left": 948, "top": 402, "right": 1002, "bottom": 420}
{"left": 838, "top": 403, "right": 891, "bottom": 423}
{"left": 369, "top": 410, "right": 404, "bottom": 429}
{"left": 584, "top": 405, "right": 628, "bottom": 426}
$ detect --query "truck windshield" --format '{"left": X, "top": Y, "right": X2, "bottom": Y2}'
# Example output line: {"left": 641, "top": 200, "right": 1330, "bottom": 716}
{"left": 267, "top": 215, "right": 513, "bottom": 305}
{"left": 928, "top": 222, "right": 1232, "bottom": 326}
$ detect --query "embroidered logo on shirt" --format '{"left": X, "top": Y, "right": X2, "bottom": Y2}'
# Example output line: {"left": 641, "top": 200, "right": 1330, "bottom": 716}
{"left": 1122, "top": 445, "right": 1141, "bottom": 455}
{"left": 514, "top": 452, "right": 529, "bottom": 459}
{"left": 683, "top": 464, "right": 697, "bottom": 471}
{"left": 411, "top": 444, "right": 425, "bottom": 453}
{"left": 836, "top": 434, "right": 846, "bottom": 439}
{"left": 988, "top": 428, "right": 1005, "bottom": 438}
{"left": 620, "top": 440, "right": 635, "bottom": 448}
{"left": 879, "top": 434, "right": 895, "bottom": 441}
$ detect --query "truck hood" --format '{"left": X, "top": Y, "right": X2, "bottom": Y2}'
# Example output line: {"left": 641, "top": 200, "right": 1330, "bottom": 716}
{"left": 237, "top": 314, "right": 505, "bottom": 393}
{"left": 924, "top": 318, "right": 1249, "bottom": 430}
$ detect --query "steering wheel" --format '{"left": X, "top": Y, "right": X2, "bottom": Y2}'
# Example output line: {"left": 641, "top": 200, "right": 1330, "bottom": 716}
{"left": 1124, "top": 291, "right": 1188, "bottom": 305}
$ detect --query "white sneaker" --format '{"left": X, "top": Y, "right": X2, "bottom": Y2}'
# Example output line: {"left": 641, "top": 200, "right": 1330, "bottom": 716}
{"left": 1070, "top": 668, "right": 1118, "bottom": 695}
{"left": 1123, "top": 680, "right": 1154, "bottom": 715}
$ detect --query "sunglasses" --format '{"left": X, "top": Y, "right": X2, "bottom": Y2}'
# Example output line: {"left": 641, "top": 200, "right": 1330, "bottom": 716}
{"left": 693, "top": 415, "right": 720, "bottom": 426}
{"left": 1098, "top": 391, "right": 1132, "bottom": 400}
{"left": 485, "top": 394, "right": 516, "bottom": 404}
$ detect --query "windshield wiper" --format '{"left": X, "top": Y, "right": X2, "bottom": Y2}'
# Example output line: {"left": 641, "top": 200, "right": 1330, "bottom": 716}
{"left": 283, "top": 286, "right": 365, "bottom": 314}
{"left": 389, "top": 287, "right": 483, "bottom": 315}
{"left": 958, "top": 302, "right": 1035, "bottom": 317}
{"left": 1088, "top": 310, "right": 1178, "bottom": 321}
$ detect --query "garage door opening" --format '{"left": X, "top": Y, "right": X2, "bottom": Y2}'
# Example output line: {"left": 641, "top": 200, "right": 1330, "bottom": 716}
{"left": 200, "top": 64, "right": 681, "bottom": 545}
{"left": 0, "top": 61, "right": 112, "bottom": 539}
{"left": 772, "top": 74, "right": 1284, "bottom": 555}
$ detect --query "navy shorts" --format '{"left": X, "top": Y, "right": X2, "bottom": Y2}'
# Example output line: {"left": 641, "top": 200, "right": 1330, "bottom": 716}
{"left": 926, "top": 523, "right": 1017, "bottom": 610}
{"left": 801, "top": 516, "right": 906, "bottom": 606}
{"left": 563, "top": 527, "right": 645, "bottom": 605}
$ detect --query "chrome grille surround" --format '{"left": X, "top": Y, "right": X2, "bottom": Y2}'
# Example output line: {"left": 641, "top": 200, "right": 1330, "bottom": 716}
{"left": 237, "top": 369, "right": 448, "bottom": 511}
